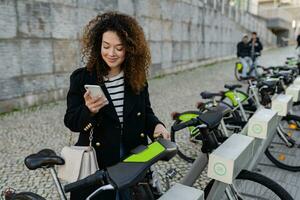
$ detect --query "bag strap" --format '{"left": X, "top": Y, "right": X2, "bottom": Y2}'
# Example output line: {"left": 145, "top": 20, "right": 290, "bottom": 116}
{"left": 68, "top": 131, "right": 73, "bottom": 146}
{"left": 89, "top": 127, "right": 94, "bottom": 147}
{"left": 68, "top": 126, "right": 94, "bottom": 147}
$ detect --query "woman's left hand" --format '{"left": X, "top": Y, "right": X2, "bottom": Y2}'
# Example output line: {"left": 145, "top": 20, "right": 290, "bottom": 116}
{"left": 153, "top": 124, "right": 170, "bottom": 139}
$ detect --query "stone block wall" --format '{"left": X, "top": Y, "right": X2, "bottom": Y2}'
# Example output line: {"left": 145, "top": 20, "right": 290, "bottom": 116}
{"left": 0, "top": 0, "right": 277, "bottom": 113}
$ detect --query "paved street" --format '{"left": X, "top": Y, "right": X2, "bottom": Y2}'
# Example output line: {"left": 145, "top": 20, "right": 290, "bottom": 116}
{"left": 0, "top": 45, "right": 299, "bottom": 199}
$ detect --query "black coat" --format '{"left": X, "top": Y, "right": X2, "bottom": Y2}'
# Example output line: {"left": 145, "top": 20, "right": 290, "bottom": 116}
{"left": 237, "top": 41, "right": 251, "bottom": 58}
{"left": 297, "top": 34, "right": 300, "bottom": 48}
{"left": 248, "top": 38, "right": 263, "bottom": 56}
{"left": 64, "top": 67, "right": 163, "bottom": 199}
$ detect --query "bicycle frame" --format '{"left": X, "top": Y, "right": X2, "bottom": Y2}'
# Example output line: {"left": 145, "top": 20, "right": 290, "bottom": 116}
{"left": 227, "top": 82, "right": 294, "bottom": 147}
{"left": 178, "top": 128, "right": 241, "bottom": 200}
{"left": 47, "top": 167, "right": 66, "bottom": 200}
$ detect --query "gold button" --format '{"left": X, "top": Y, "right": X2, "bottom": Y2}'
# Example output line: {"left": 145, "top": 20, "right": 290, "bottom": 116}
{"left": 140, "top": 133, "right": 145, "bottom": 138}
{"left": 137, "top": 112, "right": 141, "bottom": 116}
{"left": 96, "top": 142, "right": 101, "bottom": 147}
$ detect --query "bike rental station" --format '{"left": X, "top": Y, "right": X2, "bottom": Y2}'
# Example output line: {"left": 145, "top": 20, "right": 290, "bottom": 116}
{"left": 7, "top": 55, "right": 300, "bottom": 200}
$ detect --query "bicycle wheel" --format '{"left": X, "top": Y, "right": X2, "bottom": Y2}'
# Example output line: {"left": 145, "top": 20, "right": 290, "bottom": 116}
{"left": 170, "top": 111, "right": 203, "bottom": 163}
{"left": 205, "top": 170, "right": 293, "bottom": 200}
{"left": 263, "top": 119, "right": 300, "bottom": 171}
{"left": 265, "top": 148, "right": 300, "bottom": 172}
{"left": 11, "top": 192, "right": 46, "bottom": 200}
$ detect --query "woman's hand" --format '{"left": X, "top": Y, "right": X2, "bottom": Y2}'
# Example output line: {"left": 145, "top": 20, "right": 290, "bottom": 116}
{"left": 84, "top": 90, "right": 108, "bottom": 114}
{"left": 153, "top": 124, "right": 170, "bottom": 139}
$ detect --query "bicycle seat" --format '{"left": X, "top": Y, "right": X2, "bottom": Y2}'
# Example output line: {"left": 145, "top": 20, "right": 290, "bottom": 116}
{"left": 240, "top": 76, "right": 257, "bottom": 81}
{"left": 200, "top": 91, "right": 223, "bottom": 99}
{"left": 270, "top": 73, "right": 287, "bottom": 79}
{"left": 107, "top": 138, "right": 177, "bottom": 190}
{"left": 259, "top": 80, "right": 277, "bottom": 88}
{"left": 25, "top": 149, "right": 64, "bottom": 170}
{"left": 224, "top": 84, "right": 242, "bottom": 90}
{"left": 198, "top": 110, "right": 223, "bottom": 129}
{"left": 280, "top": 67, "right": 292, "bottom": 71}
{"left": 207, "top": 103, "right": 232, "bottom": 116}
{"left": 269, "top": 66, "right": 292, "bottom": 71}
{"left": 287, "top": 57, "right": 295, "bottom": 60}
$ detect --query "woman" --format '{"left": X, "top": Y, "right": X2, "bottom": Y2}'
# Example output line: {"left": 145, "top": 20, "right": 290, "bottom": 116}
{"left": 64, "top": 12, "right": 170, "bottom": 200}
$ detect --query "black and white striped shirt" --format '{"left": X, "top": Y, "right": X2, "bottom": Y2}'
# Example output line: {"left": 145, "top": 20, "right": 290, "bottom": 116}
{"left": 104, "top": 71, "right": 124, "bottom": 126}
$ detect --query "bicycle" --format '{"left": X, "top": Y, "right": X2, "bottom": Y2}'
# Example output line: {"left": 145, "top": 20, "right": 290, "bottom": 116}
{"left": 170, "top": 110, "right": 293, "bottom": 200}
{"left": 210, "top": 80, "right": 300, "bottom": 172}
{"left": 2, "top": 138, "right": 177, "bottom": 200}
{"left": 171, "top": 77, "right": 300, "bottom": 172}
{"left": 234, "top": 54, "right": 264, "bottom": 81}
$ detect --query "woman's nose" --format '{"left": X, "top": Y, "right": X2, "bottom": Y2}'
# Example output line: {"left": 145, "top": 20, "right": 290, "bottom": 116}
{"left": 108, "top": 48, "right": 116, "bottom": 56}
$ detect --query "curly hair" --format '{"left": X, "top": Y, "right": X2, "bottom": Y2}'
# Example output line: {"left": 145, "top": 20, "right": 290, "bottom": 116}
{"left": 81, "top": 11, "right": 151, "bottom": 94}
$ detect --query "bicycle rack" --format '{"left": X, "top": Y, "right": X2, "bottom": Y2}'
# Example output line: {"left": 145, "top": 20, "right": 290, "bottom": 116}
{"left": 158, "top": 183, "right": 204, "bottom": 200}
{"left": 206, "top": 107, "right": 281, "bottom": 200}
{"left": 271, "top": 94, "right": 293, "bottom": 116}
{"left": 207, "top": 134, "right": 254, "bottom": 184}
{"left": 286, "top": 84, "right": 300, "bottom": 102}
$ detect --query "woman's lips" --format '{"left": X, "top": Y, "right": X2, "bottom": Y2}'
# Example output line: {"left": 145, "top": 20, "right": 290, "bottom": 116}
{"left": 107, "top": 58, "right": 118, "bottom": 63}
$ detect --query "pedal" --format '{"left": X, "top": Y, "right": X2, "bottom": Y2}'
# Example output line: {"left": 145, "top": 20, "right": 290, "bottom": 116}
{"left": 2, "top": 188, "right": 16, "bottom": 200}
{"left": 166, "top": 168, "right": 177, "bottom": 179}
{"left": 165, "top": 168, "right": 177, "bottom": 190}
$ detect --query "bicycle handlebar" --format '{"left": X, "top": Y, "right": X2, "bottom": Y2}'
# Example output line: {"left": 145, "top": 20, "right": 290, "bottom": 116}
{"left": 64, "top": 170, "right": 108, "bottom": 193}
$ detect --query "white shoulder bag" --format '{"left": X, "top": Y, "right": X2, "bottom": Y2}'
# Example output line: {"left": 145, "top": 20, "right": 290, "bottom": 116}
{"left": 57, "top": 128, "right": 99, "bottom": 183}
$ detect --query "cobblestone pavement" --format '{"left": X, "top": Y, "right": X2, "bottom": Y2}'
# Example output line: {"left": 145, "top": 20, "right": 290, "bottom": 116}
{"left": 0, "top": 46, "right": 298, "bottom": 199}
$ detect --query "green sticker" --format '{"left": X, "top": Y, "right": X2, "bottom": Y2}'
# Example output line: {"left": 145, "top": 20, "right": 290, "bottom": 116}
{"left": 214, "top": 162, "right": 227, "bottom": 176}
{"left": 252, "top": 124, "right": 263, "bottom": 134}
{"left": 225, "top": 91, "right": 248, "bottom": 107}
{"left": 123, "top": 142, "right": 165, "bottom": 163}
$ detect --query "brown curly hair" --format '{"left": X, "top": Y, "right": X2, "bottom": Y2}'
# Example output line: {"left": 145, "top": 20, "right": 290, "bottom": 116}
{"left": 81, "top": 11, "right": 151, "bottom": 94}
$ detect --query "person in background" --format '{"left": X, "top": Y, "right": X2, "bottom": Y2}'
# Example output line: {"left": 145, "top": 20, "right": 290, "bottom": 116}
{"left": 237, "top": 34, "right": 252, "bottom": 78}
{"left": 249, "top": 32, "right": 263, "bottom": 63}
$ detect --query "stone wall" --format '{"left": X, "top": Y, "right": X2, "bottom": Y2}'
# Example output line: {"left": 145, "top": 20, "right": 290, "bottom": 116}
{"left": 0, "top": 0, "right": 277, "bottom": 113}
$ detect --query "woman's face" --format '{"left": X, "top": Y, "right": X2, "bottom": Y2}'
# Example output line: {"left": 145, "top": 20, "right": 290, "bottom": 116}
{"left": 101, "top": 31, "right": 126, "bottom": 71}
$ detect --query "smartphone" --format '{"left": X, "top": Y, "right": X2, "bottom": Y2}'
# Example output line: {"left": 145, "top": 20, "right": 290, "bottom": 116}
{"left": 84, "top": 85, "right": 105, "bottom": 98}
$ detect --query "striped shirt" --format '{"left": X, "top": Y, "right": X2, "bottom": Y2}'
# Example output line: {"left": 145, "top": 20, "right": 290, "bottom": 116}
{"left": 104, "top": 71, "right": 124, "bottom": 126}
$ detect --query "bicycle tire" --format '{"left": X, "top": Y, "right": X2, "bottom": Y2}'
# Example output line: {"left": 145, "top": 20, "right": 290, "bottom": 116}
{"left": 265, "top": 147, "right": 300, "bottom": 172}
{"left": 11, "top": 192, "right": 46, "bottom": 200}
{"left": 171, "top": 113, "right": 198, "bottom": 163}
{"left": 204, "top": 170, "right": 293, "bottom": 200}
